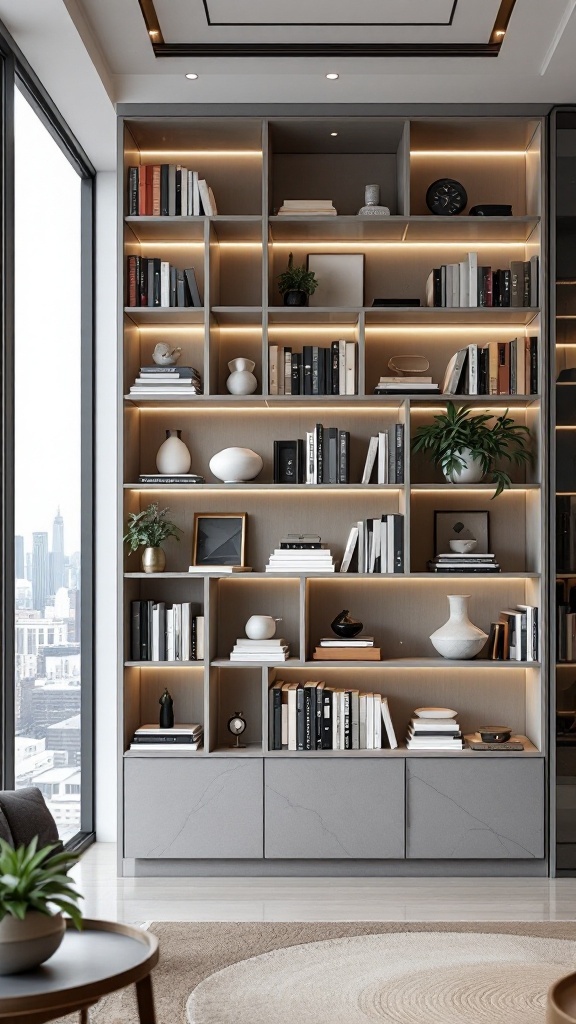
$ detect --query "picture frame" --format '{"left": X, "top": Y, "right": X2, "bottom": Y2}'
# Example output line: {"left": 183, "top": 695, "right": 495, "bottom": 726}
{"left": 433, "top": 510, "right": 490, "bottom": 556}
{"left": 273, "top": 439, "right": 304, "bottom": 484}
{"left": 306, "top": 252, "right": 365, "bottom": 308}
{"left": 192, "top": 513, "right": 247, "bottom": 566}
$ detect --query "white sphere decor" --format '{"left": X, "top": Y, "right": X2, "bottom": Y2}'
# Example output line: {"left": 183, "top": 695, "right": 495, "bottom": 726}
{"left": 430, "top": 594, "right": 488, "bottom": 660}
{"left": 209, "top": 447, "right": 263, "bottom": 483}
{"left": 245, "top": 615, "right": 281, "bottom": 640}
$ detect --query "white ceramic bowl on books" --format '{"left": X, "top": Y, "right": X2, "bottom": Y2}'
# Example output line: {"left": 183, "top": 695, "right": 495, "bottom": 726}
{"left": 449, "top": 539, "right": 477, "bottom": 554}
{"left": 414, "top": 707, "right": 457, "bottom": 719}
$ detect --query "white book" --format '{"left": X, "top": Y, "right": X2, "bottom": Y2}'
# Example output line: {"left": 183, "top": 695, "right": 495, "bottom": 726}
{"left": 198, "top": 178, "right": 213, "bottom": 216}
{"left": 278, "top": 345, "right": 285, "bottom": 395}
{"left": 451, "top": 263, "right": 459, "bottom": 307}
{"left": 516, "top": 603, "right": 536, "bottom": 661}
{"left": 445, "top": 264, "right": 453, "bottom": 308}
{"left": 366, "top": 693, "right": 374, "bottom": 750}
{"left": 269, "top": 345, "right": 279, "bottom": 395}
{"left": 345, "top": 341, "right": 356, "bottom": 395}
{"left": 136, "top": 723, "right": 202, "bottom": 734}
{"left": 192, "top": 171, "right": 200, "bottom": 216}
{"left": 359, "top": 694, "right": 368, "bottom": 749}
{"left": 377, "top": 431, "right": 388, "bottom": 484}
{"left": 130, "top": 743, "right": 202, "bottom": 751}
{"left": 287, "top": 684, "right": 298, "bottom": 749}
{"left": 160, "top": 261, "right": 170, "bottom": 307}
{"left": 195, "top": 615, "right": 205, "bottom": 660}
{"left": 373, "top": 695, "right": 382, "bottom": 749}
{"left": 369, "top": 519, "right": 380, "bottom": 573}
{"left": 340, "top": 526, "right": 358, "bottom": 573}
{"left": 339, "top": 691, "right": 346, "bottom": 750}
{"left": 468, "top": 251, "right": 478, "bottom": 306}
{"left": 180, "top": 167, "right": 188, "bottom": 216}
{"left": 357, "top": 520, "right": 366, "bottom": 574}
{"left": 306, "top": 431, "right": 315, "bottom": 484}
{"left": 166, "top": 608, "right": 174, "bottom": 661}
{"left": 151, "top": 604, "right": 160, "bottom": 661}
{"left": 332, "top": 691, "right": 340, "bottom": 750}
{"left": 284, "top": 348, "right": 292, "bottom": 395}
{"left": 386, "top": 514, "right": 395, "bottom": 574}
{"left": 281, "top": 702, "right": 288, "bottom": 747}
{"left": 181, "top": 602, "right": 191, "bottom": 661}
{"left": 338, "top": 340, "right": 347, "bottom": 396}
{"left": 467, "top": 344, "right": 478, "bottom": 395}
{"left": 380, "top": 697, "right": 398, "bottom": 749}
{"left": 173, "top": 603, "right": 181, "bottom": 660}
{"left": 351, "top": 690, "right": 360, "bottom": 749}
{"left": 361, "top": 436, "right": 379, "bottom": 484}
{"left": 459, "top": 261, "right": 469, "bottom": 307}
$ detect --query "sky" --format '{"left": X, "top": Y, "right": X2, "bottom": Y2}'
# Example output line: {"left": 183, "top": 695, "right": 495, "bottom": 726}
{"left": 13, "top": 88, "right": 82, "bottom": 555}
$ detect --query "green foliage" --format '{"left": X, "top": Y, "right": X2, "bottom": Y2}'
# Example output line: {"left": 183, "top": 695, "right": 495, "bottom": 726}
{"left": 0, "top": 837, "right": 83, "bottom": 928}
{"left": 277, "top": 252, "right": 319, "bottom": 296}
{"left": 123, "top": 503, "right": 181, "bottom": 552}
{"left": 411, "top": 402, "right": 532, "bottom": 498}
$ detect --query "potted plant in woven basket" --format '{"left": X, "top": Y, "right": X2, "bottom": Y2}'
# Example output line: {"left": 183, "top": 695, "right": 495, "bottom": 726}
{"left": 0, "top": 838, "right": 82, "bottom": 974}
{"left": 277, "top": 252, "right": 319, "bottom": 306}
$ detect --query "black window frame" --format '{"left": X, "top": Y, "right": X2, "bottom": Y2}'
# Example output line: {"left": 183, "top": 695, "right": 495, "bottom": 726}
{"left": 0, "top": 21, "right": 95, "bottom": 850}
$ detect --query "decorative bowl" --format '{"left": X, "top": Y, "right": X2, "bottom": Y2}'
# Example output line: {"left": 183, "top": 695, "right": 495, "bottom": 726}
{"left": 331, "top": 609, "right": 363, "bottom": 639}
{"left": 414, "top": 708, "right": 457, "bottom": 719}
{"left": 449, "top": 539, "right": 478, "bottom": 554}
{"left": 478, "top": 725, "right": 512, "bottom": 743}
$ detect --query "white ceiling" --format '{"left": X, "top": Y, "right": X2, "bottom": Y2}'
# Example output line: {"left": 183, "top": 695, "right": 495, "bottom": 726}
{"left": 0, "top": 0, "right": 576, "bottom": 169}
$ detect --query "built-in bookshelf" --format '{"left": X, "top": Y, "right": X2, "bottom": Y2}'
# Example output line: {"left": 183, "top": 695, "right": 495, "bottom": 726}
{"left": 119, "top": 114, "right": 547, "bottom": 872}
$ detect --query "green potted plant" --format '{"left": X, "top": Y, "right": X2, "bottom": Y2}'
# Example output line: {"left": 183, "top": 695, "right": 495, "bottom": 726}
{"left": 411, "top": 402, "right": 532, "bottom": 497}
{"left": 0, "top": 838, "right": 82, "bottom": 975}
{"left": 124, "top": 502, "right": 181, "bottom": 573}
{"left": 277, "top": 252, "right": 319, "bottom": 306}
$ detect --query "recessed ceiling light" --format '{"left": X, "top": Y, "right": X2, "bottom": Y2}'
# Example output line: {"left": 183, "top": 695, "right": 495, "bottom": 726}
{"left": 185, "top": 73, "right": 199, "bottom": 80}
{"left": 326, "top": 73, "right": 339, "bottom": 80}
{"left": 330, "top": 132, "right": 338, "bottom": 136}
{"left": 495, "top": 29, "right": 505, "bottom": 37}
{"left": 149, "top": 30, "right": 158, "bottom": 37}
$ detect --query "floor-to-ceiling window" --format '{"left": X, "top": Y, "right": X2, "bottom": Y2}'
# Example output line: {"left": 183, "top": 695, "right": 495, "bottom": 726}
{"left": 0, "top": 32, "right": 94, "bottom": 846}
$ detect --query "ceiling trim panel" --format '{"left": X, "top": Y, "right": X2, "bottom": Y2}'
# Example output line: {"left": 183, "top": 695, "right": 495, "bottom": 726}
{"left": 200, "top": 0, "right": 458, "bottom": 28}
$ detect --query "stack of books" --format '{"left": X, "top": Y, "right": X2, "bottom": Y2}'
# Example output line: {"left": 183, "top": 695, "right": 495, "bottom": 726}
{"left": 266, "top": 534, "right": 335, "bottom": 573}
{"left": 427, "top": 552, "right": 500, "bottom": 574}
{"left": 340, "top": 514, "right": 404, "bottom": 574}
{"left": 139, "top": 473, "right": 205, "bottom": 485}
{"left": 313, "top": 636, "right": 380, "bottom": 661}
{"left": 277, "top": 199, "right": 337, "bottom": 216}
{"left": 130, "top": 723, "right": 204, "bottom": 751}
{"left": 406, "top": 715, "right": 464, "bottom": 751}
{"left": 441, "top": 339, "right": 538, "bottom": 396}
{"left": 230, "top": 638, "right": 290, "bottom": 662}
{"left": 268, "top": 682, "right": 397, "bottom": 750}
{"left": 489, "top": 604, "right": 538, "bottom": 661}
{"left": 130, "top": 365, "right": 203, "bottom": 397}
{"left": 426, "top": 252, "right": 538, "bottom": 308}
{"left": 127, "top": 165, "right": 216, "bottom": 217}
{"left": 374, "top": 377, "right": 440, "bottom": 396}
{"left": 126, "top": 260, "right": 203, "bottom": 309}
{"left": 269, "top": 341, "right": 357, "bottom": 395}
{"left": 361, "top": 426, "right": 405, "bottom": 484}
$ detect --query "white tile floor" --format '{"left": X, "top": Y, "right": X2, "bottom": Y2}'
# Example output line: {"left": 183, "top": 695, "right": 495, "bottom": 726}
{"left": 72, "top": 844, "right": 576, "bottom": 923}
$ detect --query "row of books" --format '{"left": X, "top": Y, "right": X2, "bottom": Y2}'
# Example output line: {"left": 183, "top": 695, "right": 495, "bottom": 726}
{"left": 486, "top": 604, "right": 539, "bottom": 661}
{"left": 127, "top": 165, "right": 217, "bottom": 217}
{"left": 268, "top": 681, "right": 398, "bottom": 750}
{"left": 276, "top": 424, "right": 350, "bottom": 484}
{"left": 557, "top": 496, "right": 576, "bottom": 573}
{"left": 361, "top": 426, "right": 405, "bottom": 484}
{"left": 230, "top": 638, "right": 290, "bottom": 662}
{"left": 130, "top": 601, "right": 205, "bottom": 661}
{"left": 129, "top": 723, "right": 203, "bottom": 752}
{"left": 130, "top": 365, "right": 203, "bottom": 397}
{"left": 276, "top": 199, "right": 337, "bottom": 216}
{"left": 428, "top": 553, "right": 500, "bottom": 574}
{"left": 269, "top": 342, "right": 357, "bottom": 396}
{"left": 341, "top": 515, "right": 404, "bottom": 574}
{"left": 126, "top": 258, "right": 202, "bottom": 308}
{"left": 426, "top": 254, "right": 539, "bottom": 308}
{"left": 312, "top": 635, "right": 381, "bottom": 661}
{"left": 406, "top": 715, "right": 464, "bottom": 751}
{"left": 441, "top": 339, "right": 538, "bottom": 396}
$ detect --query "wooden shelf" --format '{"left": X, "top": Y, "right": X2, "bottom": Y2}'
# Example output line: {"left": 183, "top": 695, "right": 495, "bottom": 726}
{"left": 211, "top": 657, "right": 540, "bottom": 668}
{"left": 268, "top": 215, "right": 540, "bottom": 244}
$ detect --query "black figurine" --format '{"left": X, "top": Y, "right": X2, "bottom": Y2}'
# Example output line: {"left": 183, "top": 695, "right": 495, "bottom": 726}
{"left": 331, "top": 609, "right": 363, "bottom": 639}
{"left": 159, "top": 687, "right": 174, "bottom": 728}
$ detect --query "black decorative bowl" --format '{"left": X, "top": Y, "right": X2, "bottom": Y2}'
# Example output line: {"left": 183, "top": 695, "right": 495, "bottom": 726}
{"left": 478, "top": 725, "right": 512, "bottom": 743}
{"left": 331, "top": 609, "right": 363, "bottom": 639}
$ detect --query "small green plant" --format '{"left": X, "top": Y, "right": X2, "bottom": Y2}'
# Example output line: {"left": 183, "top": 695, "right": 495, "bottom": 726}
{"left": 277, "top": 252, "right": 319, "bottom": 296}
{"left": 411, "top": 402, "right": 532, "bottom": 498}
{"left": 0, "top": 837, "right": 83, "bottom": 927}
{"left": 124, "top": 503, "right": 181, "bottom": 551}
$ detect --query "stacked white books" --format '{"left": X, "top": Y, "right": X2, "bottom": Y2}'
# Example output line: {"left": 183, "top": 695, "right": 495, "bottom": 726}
{"left": 406, "top": 715, "right": 464, "bottom": 751}
{"left": 130, "top": 723, "right": 203, "bottom": 751}
{"left": 374, "top": 376, "right": 439, "bottom": 395}
{"left": 277, "top": 199, "right": 337, "bottom": 216}
{"left": 265, "top": 548, "right": 335, "bottom": 573}
{"left": 230, "top": 638, "right": 290, "bottom": 662}
{"left": 130, "top": 365, "right": 203, "bottom": 396}
{"left": 428, "top": 552, "right": 500, "bottom": 574}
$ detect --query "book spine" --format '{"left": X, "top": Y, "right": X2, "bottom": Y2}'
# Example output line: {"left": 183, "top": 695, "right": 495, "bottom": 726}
{"left": 510, "top": 260, "right": 523, "bottom": 307}
{"left": 497, "top": 341, "right": 510, "bottom": 394}
{"left": 138, "top": 164, "right": 147, "bottom": 215}
{"left": 327, "top": 427, "right": 338, "bottom": 484}
{"left": 127, "top": 255, "right": 138, "bottom": 307}
{"left": 128, "top": 167, "right": 138, "bottom": 216}
{"left": 345, "top": 341, "right": 356, "bottom": 395}
{"left": 321, "top": 690, "right": 332, "bottom": 749}
{"left": 269, "top": 345, "right": 278, "bottom": 395}
{"left": 395, "top": 424, "right": 404, "bottom": 484}
{"left": 190, "top": 614, "right": 197, "bottom": 660}
{"left": 530, "top": 336, "right": 538, "bottom": 394}
{"left": 523, "top": 261, "right": 531, "bottom": 306}
{"left": 315, "top": 423, "right": 324, "bottom": 484}
{"left": 291, "top": 353, "right": 300, "bottom": 395}
{"left": 304, "top": 687, "right": 313, "bottom": 750}
{"left": 338, "top": 430, "right": 350, "bottom": 483}
{"left": 338, "top": 340, "right": 346, "bottom": 395}
{"left": 433, "top": 268, "right": 442, "bottom": 306}
{"left": 284, "top": 348, "right": 292, "bottom": 395}
{"left": 303, "top": 345, "right": 313, "bottom": 395}
{"left": 312, "top": 346, "right": 319, "bottom": 396}
{"left": 160, "top": 164, "right": 169, "bottom": 216}
{"left": 331, "top": 340, "right": 340, "bottom": 394}
{"left": 296, "top": 686, "right": 305, "bottom": 750}
{"left": 131, "top": 601, "right": 142, "bottom": 661}
{"left": 344, "top": 691, "right": 351, "bottom": 749}
{"left": 139, "top": 257, "right": 148, "bottom": 306}
{"left": 152, "top": 165, "right": 161, "bottom": 216}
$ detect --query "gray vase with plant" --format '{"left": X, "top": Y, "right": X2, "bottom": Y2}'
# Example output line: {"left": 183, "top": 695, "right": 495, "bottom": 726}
{"left": 124, "top": 502, "right": 181, "bottom": 572}
{"left": 411, "top": 402, "right": 532, "bottom": 497}
{"left": 277, "top": 252, "right": 319, "bottom": 306}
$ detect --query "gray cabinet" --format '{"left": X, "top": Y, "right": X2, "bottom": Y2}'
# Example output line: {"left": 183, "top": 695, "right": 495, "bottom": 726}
{"left": 265, "top": 758, "right": 405, "bottom": 859}
{"left": 124, "top": 758, "right": 263, "bottom": 859}
{"left": 406, "top": 759, "right": 544, "bottom": 859}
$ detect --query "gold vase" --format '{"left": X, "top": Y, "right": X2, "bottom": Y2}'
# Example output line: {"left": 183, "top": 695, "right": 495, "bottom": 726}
{"left": 142, "top": 547, "right": 165, "bottom": 573}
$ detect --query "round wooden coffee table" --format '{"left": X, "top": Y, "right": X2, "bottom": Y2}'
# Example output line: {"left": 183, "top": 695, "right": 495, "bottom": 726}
{"left": 0, "top": 919, "right": 159, "bottom": 1024}
{"left": 549, "top": 971, "right": 576, "bottom": 1024}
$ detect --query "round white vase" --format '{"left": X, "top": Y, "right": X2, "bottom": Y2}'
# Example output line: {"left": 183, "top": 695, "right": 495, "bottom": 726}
{"left": 245, "top": 615, "right": 281, "bottom": 640}
{"left": 226, "top": 358, "right": 258, "bottom": 396}
{"left": 156, "top": 430, "right": 191, "bottom": 474}
{"left": 430, "top": 594, "right": 488, "bottom": 660}
{"left": 0, "top": 911, "right": 65, "bottom": 975}
{"left": 442, "top": 447, "right": 484, "bottom": 485}
{"left": 209, "top": 447, "right": 263, "bottom": 483}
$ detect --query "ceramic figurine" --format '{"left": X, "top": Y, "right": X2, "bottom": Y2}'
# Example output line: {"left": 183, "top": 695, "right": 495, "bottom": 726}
{"left": 159, "top": 688, "right": 174, "bottom": 728}
{"left": 357, "top": 184, "right": 390, "bottom": 216}
{"left": 331, "top": 609, "right": 363, "bottom": 639}
{"left": 226, "top": 358, "right": 258, "bottom": 396}
{"left": 156, "top": 430, "right": 192, "bottom": 474}
{"left": 152, "top": 342, "right": 182, "bottom": 366}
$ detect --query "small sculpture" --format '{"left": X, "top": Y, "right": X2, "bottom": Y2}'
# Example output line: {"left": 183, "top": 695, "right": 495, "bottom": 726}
{"left": 357, "top": 184, "right": 390, "bottom": 216}
{"left": 228, "top": 711, "right": 247, "bottom": 748}
{"left": 159, "top": 687, "right": 174, "bottom": 728}
{"left": 226, "top": 358, "right": 258, "bottom": 396}
{"left": 153, "top": 342, "right": 182, "bottom": 366}
{"left": 331, "top": 609, "right": 363, "bottom": 639}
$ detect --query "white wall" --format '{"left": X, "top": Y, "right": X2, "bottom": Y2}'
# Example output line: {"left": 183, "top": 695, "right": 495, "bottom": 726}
{"left": 94, "top": 169, "right": 118, "bottom": 841}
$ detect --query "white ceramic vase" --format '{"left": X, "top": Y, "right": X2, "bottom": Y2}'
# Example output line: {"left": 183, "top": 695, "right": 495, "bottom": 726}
{"left": 156, "top": 430, "right": 191, "bottom": 474}
{"left": 209, "top": 447, "right": 263, "bottom": 483}
{"left": 0, "top": 911, "right": 65, "bottom": 975}
{"left": 226, "top": 358, "right": 258, "bottom": 396}
{"left": 430, "top": 594, "right": 488, "bottom": 660}
{"left": 442, "top": 447, "right": 484, "bottom": 485}
{"left": 245, "top": 615, "right": 282, "bottom": 640}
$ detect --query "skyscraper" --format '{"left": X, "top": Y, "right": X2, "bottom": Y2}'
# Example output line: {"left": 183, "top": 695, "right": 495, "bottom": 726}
{"left": 15, "top": 535, "right": 24, "bottom": 579}
{"left": 32, "top": 532, "right": 49, "bottom": 614}
{"left": 51, "top": 508, "right": 65, "bottom": 593}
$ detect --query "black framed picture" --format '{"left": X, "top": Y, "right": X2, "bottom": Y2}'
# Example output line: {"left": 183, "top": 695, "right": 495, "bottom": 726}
{"left": 273, "top": 439, "right": 304, "bottom": 484}
{"left": 434, "top": 510, "right": 490, "bottom": 556}
{"left": 192, "top": 513, "right": 247, "bottom": 566}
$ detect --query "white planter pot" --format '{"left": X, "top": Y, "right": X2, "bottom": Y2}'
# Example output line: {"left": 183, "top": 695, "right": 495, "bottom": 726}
{"left": 156, "top": 430, "right": 191, "bottom": 474}
{"left": 209, "top": 447, "right": 263, "bottom": 483}
{"left": 0, "top": 911, "right": 65, "bottom": 975}
{"left": 442, "top": 447, "right": 484, "bottom": 485}
{"left": 430, "top": 594, "right": 488, "bottom": 660}
{"left": 226, "top": 358, "right": 258, "bottom": 396}
{"left": 245, "top": 615, "right": 281, "bottom": 640}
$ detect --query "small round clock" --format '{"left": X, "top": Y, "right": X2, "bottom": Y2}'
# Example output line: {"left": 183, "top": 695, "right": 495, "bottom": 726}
{"left": 425, "top": 178, "right": 468, "bottom": 216}
{"left": 228, "top": 711, "right": 247, "bottom": 748}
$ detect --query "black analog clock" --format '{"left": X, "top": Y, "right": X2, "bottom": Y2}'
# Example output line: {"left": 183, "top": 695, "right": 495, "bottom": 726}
{"left": 425, "top": 178, "right": 468, "bottom": 216}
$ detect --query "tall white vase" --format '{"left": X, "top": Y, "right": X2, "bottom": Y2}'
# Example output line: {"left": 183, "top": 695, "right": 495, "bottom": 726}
{"left": 156, "top": 430, "right": 191, "bottom": 474}
{"left": 430, "top": 594, "right": 488, "bottom": 660}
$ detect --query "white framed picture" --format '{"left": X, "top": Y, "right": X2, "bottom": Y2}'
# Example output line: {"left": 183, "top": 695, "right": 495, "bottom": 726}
{"left": 306, "top": 253, "right": 365, "bottom": 308}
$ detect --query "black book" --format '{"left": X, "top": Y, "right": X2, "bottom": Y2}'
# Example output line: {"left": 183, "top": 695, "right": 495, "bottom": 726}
{"left": 191, "top": 615, "right": 197, "bottom": 660}
{"left": 432, "top": 268, "right": 442, "bottom": 306}
{"left": 139, "top": 257, "right": 148, "bottom": 306}
{"left": 184, "top": 268, "right": 202, "bottom": 307}
{"left": 138, "top": 600, "right": 149, "bottom": 660}
{"left": 344, "top": 691, "right": 352, "bottom": 749}
{"left": 304, "top": 684, "right": 315, "bottom": 750}
{"left": 523, "top": 261, "right": 531, "bottom": 306}
{"left": 169, "top": 265, "right": 177, "bottom": 307}
{"left": 312, "top": 347, "right": 320, "bottom": 396}
{"left": 131, "top": 733, "right": 199, "bottom": 745}
{"left": 331, "top": 341, "right": 340, "bottom": 395}
{"left": 499, "top": 269, "right": 511, "bottom": 307}
{"left": 151, "top": 258, "right": 161, "bottom": 307}
{"left": 160, "top": 164, "right": 169, "bottom": 216}
{"left": 291, "top": 353, "right": 301, "bottom": 395}
{"left": 128, "top": 167, "right": 138, "bottom": 216}
{"left": 156, "top": 602, "right": 166, "bottom": 661}
{"left": 338, "top": 430, "right": 350, "bottom": 483}
{"left": 303, "top": 345, "right": 313, "bottom": 395}
{"left": 478, "top": 346, "right": 489, "bottom": 394}
{"left": 315, "top": 423, "right": 324, "bottom": 484}
{"left": 530, "top": 336, "right": 538, "bottom": 394}
{"left": 296, "top": 686, "right": 305, "bottom": 751}
{"left": 326, "top": 427, "right": 339, "bottom": 484}
{"left": 176, "top": 269, "right": 187, "bottom": 307}
{"left": 175, "top": 167, "right": 181, "bottom": 215}
{"left": 324, "top": 347, "right": 331, "bottom": 396}
{"left": 321, "top": 688, "right": 333, "bottom": 749}
{"left": 269, "top": 683, "right": 283, "bottom": 750}
{"left": 395, "top": 424, "right": 404, "bottom": 484}
{"left": 389, "top": 513, "right": 404, "bottom": 573}
{"left": 131, "top": 601, "right": 142, "bottom": 661}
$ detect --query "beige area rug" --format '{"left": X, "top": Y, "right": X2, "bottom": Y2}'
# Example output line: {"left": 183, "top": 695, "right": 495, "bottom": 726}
{"left": 60, "top": 922, "right": 576, "bottom": 1024}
